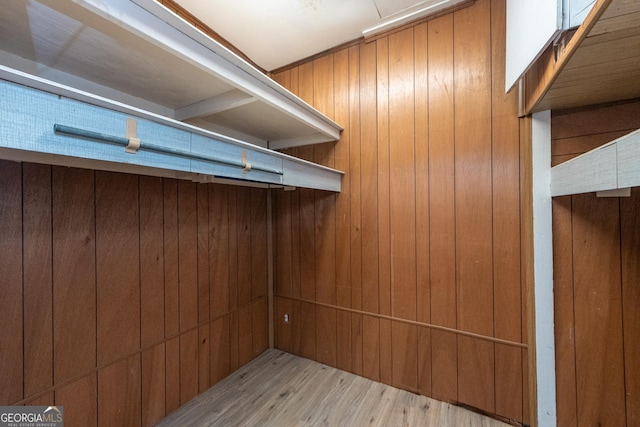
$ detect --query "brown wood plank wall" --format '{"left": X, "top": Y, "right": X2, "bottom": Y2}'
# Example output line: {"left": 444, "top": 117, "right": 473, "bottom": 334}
{"left": 551, "top": 99, "right": 640, "bottom": 427}
{"left": 0, "top": 162, "right": 269, "bottom": 427}
{"left": 272, "top": 0, "right": 528, "bottom": 423}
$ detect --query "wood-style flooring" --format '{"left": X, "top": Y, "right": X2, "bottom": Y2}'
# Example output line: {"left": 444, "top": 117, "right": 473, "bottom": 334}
{"left": 156, "top": 349, "right": 512, "bottom": 426}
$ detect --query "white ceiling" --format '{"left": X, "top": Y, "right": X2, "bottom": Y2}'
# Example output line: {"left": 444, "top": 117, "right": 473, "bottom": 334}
{"left": 173, "top": 0, "right": 467, "bottom": 71}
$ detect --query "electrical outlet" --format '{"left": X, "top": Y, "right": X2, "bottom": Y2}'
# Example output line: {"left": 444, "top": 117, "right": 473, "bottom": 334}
{"left": 284, "top": 313, "right": 289, "bottom": 323}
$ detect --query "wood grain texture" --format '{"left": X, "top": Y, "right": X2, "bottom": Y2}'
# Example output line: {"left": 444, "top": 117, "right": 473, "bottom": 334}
{"left": 198, "top": 324, "right": 210, "bottom": 393}
{"left": 270, "top": 0, "right": 526, "bottom": 422}
{"left": 237, "top": 187, "right": 252, "bottom": 307}
{"left": 414, "top": 21, "right": 431, "bottom": 397}
{"left": 209, "top": 185, "right": 230, "bottom": 318}
{"left": 98, "top": 356, "right": 141, "bottom": 427}
{"left": 551, "top": 100, "right": 640, "bottom": 427}
{"left": 388, "top": 27, "right": 417, "bottom": 322}
{"left": 165, "top": 336, "right": 180, "bottom": 415}
{"left": 333, "top": 47, "right": 352, "bottom": 374}
{"left": 427, "top": 13, "right": 458, "bottom": 403}
{"left": 250, "top": 188, "right": 268, "bottom": 300}
{"left": 163, "top": 179, "right": 180, "bottom": 337}
{"left": 209, "top": 316, "right": 230, "bottom": 386}
{"left": 454, "top": 0, "right": 494, "bottom": 414}
{"left": 197, "top": 184, "right": 210, "bottom": 323}
{"left": 96, "top": 171, "right": 140, "bottom": 367}
{"left": 238, "top": 304, "right": 253, "bottom": 366}
{"left": 22, "top": 163, "right": 52, "bottom": 399}
{"left": 621, "top": 188, "right": 640, "bottom": 427}
{"left": 183, "top": 332, "right": 204, "bottom": 407}
{"left": 0, "top": 160, "right": 22, "bottom": 404}
{"left": 552, "top": 196, "right": 577, "bottom": 427}
{"left": 140, "top": 176, "right": 165, "bottom": 348}
{"left": 178, "top": 181, "right": 198, "bottom": 331}
{"left": 142, "top": 344, "right": 165, "bottom": 427}
{"left": 53, "top": 166, "right": 96, "bottom": 386}
{"left": 572, "top": 194, "right": 625, "bottom": 426}
{"left": 490, "top": 0, "right": 522, "bottom": 420}
{"left": 228, "top": 187, "right": 239, "bottom": 311}
{"left": 157, "top": 349, "right": 512, "bottom": 427}
{"left": 252, "top": 298, "right": 268, "bottom": 357}
{"left": 55, "top": 374, "right": 97, "bottom": 427}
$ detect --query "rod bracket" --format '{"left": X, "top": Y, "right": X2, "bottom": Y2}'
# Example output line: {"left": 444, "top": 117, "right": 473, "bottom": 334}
{"left": 125, "top": 118, "right": 140, "bottom": 154}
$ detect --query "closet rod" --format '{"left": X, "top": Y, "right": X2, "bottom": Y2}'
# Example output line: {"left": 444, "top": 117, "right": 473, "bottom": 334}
{"left": 53, "top": 124, "right": 284, "bottom": 175}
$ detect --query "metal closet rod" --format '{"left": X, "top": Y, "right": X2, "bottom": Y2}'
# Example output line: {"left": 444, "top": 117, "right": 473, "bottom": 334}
{"left": 53, "top": 124, "right": 283, "bottom": 175}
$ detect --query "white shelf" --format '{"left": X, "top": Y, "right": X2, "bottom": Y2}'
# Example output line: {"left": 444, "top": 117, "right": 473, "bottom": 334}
{"left": 550, "top": 128, "right": 640, "bottom": 196}
{"left": 0, "top": 66, "right": 343, "bottom": 192}
{"left": 0, "top": 0, "right": 342, "bottom": 149}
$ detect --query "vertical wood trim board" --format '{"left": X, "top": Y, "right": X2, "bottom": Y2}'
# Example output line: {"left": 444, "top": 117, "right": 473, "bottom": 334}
{"left": 271, "top": 0, "right": 529, "bottom": 423}
{"left": 0, "top": 159, "right": 270, "bottom": 427}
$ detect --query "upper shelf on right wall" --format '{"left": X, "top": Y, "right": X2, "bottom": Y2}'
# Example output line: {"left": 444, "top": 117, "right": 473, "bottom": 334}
{"left": 521, "top": 0, "right": 640, "bottom": 115}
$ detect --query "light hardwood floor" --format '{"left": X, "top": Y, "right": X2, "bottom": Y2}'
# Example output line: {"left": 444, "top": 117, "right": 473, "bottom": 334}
{"left": 156, "top": 349, "right": 512, "bottom": 426}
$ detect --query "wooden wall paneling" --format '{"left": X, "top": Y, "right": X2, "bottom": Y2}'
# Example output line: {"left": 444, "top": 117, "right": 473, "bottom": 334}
{"left": 209, "top": 316, "right": 230, "bottom": 385}
{"left": 275, "top": 297, "right": 292, "bottom": 352}
{"left": 313, "top": 54, "right": 338, "bottom": 369}
{"left": 313, "top": 47, "right": 338, "bottom": 359}
{"left": 163, "top": 179, "right": 180, "bottom": 337}
{"left": 360, "top": 40, "right": 381, "bottom": 383}
{"left": 291, "top": 299, "right": 303, "bottom": 355}
{"left": 520, "top": 115, "right": 532, "bottom": 427}
{"left": 178, "top": 180, "right": 198, "bottom": 331}
{"left": 552, "top": 196, "right": 577, "bottom": 427}
{"left": 490, "top": 0, "right": 523, "bottom": 420}
{"left": 140, "top": 176, "right": 165, "bottom": 348}
{"left": 24, "top": 393, "right": 54, "bottom": 406}
{"left": 197, "top": 184, "right": 210, "bottom": 323}
{"left": 294, "top": 301, "right": 316, "bottom": 360}
{"left": 252, "top": 297, "right": 268, "bottom": 356}
{"left": 572, "top": 194, "right": 626, "bottom": 425}
{"left": 349, "top": 44, "right": 364, "bottom": 377}
{"left": 22, "top": 163, "right": 52, "bottom": 399}
{"left": 414, "top": 21, "right": 431, "bottom": 396}
{"left": 0, "top": 160, "right": 22, "bottom": 404}
{"left": 388, "top": 27, "right": 418, "bottom": 390}
{"left": 179, "top": 329, "right": 199, "bottom": 405}
{"left": 391, "top": 321, "right": 419, "bottom": 392}
{"left": 334, "top": 47, "right": 352, "bottom": 373}
{"left": 274, "top": 190, "right": 293, "bottom": 298}
{"left": 621, "top": 188, "right": 640, "bottom": 426}
{"left": 228, "top": 187, "right": 239, "bottom": 311}
{"left": 237, "top": 186, "right": 252, "bottom": 307}
{"left": 229, "top": 310, "right": 240, "bottom": 371}
{"left": 98, "top": 356, "right": 141, "bottom": 427}
{"left": 290, "top": 181, "right": 302, "bottom": 300}
{"left": 141, "top": 343, "right": 166, "bottom": 427}
{"left": 165, "top": 336, "right": 180, "bottom": 415}
{"left": 250, "top": 188, "right": 268, "bottom": 300}
{"left": 312, "top": 55, "right": 336, "bottom": 297}
{"left": 316, "top": 306, "right": 338, "bottom": 367}
{"left": 299, "top": 187, "right": 316, "bottom": 299}
{"left": 209, "top": 185, "right": 230, "bottom": 318}
{"left": 96, "top": 171, "right": 140, "bottom": 367}
{"left": 453, "top": 0, "right": 495, "bottom": 414}
{"left": 238, "top": 304, "right": 253, "bottom": 366}
{"left": 314, "top": 187, "right": 337, "bottom": 366}
{"left": 55, "top": 374, "right": 97, "bottom": 427}
{"left": 199, "top": 324, "right": 210, "bottom": 393}
{"left": 52, "top": 166, "right": 96, "bottom": 386}
{"left": 427, "top": 13, "right": 457, "bottom": 403}
{"left": 376, "top": 37, "right": 393, "bottom": 386}
{"left": 388, "top": 27, "right": 417, "bottom": 321}
{"left": 551, "top": 101, "right": 640, "bottom": 141}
